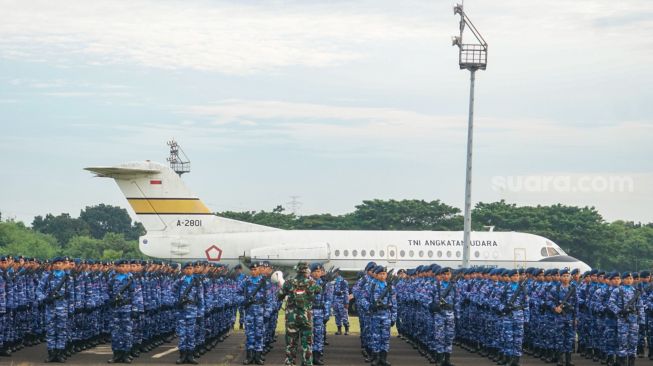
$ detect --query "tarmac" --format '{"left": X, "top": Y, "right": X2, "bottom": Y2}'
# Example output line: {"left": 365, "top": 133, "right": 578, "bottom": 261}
{"left": 0, "top": 331, "right": 638, "bottom": 365}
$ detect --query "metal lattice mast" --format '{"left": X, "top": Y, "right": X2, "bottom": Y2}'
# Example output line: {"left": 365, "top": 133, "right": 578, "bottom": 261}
{"left": 166, "top": 139, "right": 191, "bottom": 176}
{"left": 452, "top": 4, "right": 487, "bottom": 268}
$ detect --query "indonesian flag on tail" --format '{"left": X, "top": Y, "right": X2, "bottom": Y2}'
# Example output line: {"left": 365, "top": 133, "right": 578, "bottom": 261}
{"left": 150, "top": 180, "right": 162, "bottom": 185}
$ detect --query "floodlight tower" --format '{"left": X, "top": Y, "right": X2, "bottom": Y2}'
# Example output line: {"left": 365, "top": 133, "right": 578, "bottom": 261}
{"left": 166, "top": 139, "right": 191, "bottom": 176}
{"left": 452, "top": 3, "right": 487, "bottom": 268}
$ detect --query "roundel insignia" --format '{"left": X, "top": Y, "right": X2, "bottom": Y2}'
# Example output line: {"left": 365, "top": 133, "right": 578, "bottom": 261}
{"left": 205, "top": 245, "right": 223, "bottom": 262}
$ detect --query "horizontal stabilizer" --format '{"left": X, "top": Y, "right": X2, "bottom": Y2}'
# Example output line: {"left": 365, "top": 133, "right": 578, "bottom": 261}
{"left": 85, "top": 166, "right": 160, "bottom": 178}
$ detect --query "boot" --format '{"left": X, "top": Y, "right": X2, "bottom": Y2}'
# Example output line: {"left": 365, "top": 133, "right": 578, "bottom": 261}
{"left": 545, "top": 349, "right": 555, "bottom": 363}
{"left": 336, "top": 326, "right": 342, "bottom": 335}
{"left": 637, "top": 345, "right": 644, "bottom": 358}
{"left": 0, "top": 346, "right": 11, "bottom": 357}
{"left": 566, "top": 352, "right": 574, "bottom": 366}
{"left": 629, "top": 355, "right": 636, "bottom": 366}
{"left": 243, "top": 349, "right": 254, "bottom": 365}
{"left": 442, "top": 352, "right": 455, "bottom": 366}
{"left": 370, "top": 352, "right": 380, "bottom": 366}
{"left": 176, "top": 350, "right": 186, "bottom": 364}
{"left": 254, "top": 351, "right": 265, "bottom": 365}
{"left": 46, "top": 349, "right": 56, "bottom": 363}
{"left": 344, "top": 325, "right": 349, "bottom": 335}
{"left": 428, "top": 351, "right": 438, "bottom": 364}
{"left": 186, "top": 351, "right": 199, "bottom": 365}
{"left": 557, "top": 352, "right": 565, "bottom": 366}
{"left": 380, "top": 350, "right": 391, "bottom": 366}
{"left": 313, "top": 351, "right": 324, "bottom": 365}
{"left": 108, "top": 351, "right": 121, "bottom": 364}
{"left": 364, "top": 348, "right": 373, "bottom": 362}
{"left": 511, "top": 356, "right": 522, "bottom": 366}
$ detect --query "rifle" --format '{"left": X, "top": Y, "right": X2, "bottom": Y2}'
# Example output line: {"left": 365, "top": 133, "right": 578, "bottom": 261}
{"left": 502, "top": 280, "right": 525, "bottom": 314}
{"left": 111, "top": 277, "right": 133, "bottom": 307}
{"left": 178, "top": 276, "right": 199, "bottom": 308}
{"left": 243, "top": 276, "right": 267, "bottom": 308}
{"left": 373, "top": 270, "right": 396, "bottom": 311}
{"left": 44, "top": 273, "right": 68, "bottom": 304}
{"left": 557, "top": 285, "right": 576, "bottom": 314}
{"left": 621, "top": 288, "right": 640, "bottom": 316}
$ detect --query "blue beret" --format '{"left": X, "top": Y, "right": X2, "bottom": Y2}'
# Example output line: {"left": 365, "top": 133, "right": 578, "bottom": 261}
{"left": 559, "top": 269, "right": 569, "bottom": 275}
{"left": 622, "top": 271, "right": 633, "bottom": 279}
{"left": 373, "top": 266, "right": 387, "bottom": 274}
{"left": 430, "top": 264, "right": 441, "bottom": 272}
{"left": 182, "top": 262, "right": 194, "bottom": 269}
{"left": 407, "top": 269, "right": 416, "bottom": 276}
{"left": 0, "top": 256, "right": 7, "bottom": 261}
{"left": 113, "top": 259, "right": 126, "bottom": 265}
{"left": 550, "top": 269, "right": 559, "bottom": 275}
{"left": 606, "top": 272, "right": 619, "bottom": 280}
{"left": 234, "top": 264, "right": 242, "bottom": 270}
{"left": 169, "top": 263, "right": 179, "bottom": 269}
{"left": 309, "top": 263, "right": 323, "bottom": 272}
{"left": 506, "top": 269, "right": 518, "bottom": 277}
{"left": 248, "top": 262, "right": 260, "bottom": 269}
{"left": 640, "top": 271, "right": 651, "bottom": 277}
{"left": 52, "top": 256, "right": 65, "bottom": 263}
{"left": 597, "top": 270, "right": 606, "bottom": 276}
{"left": 590, "top": 269, "right": 599, "bottom": 275}
{"left": 365, "top": 262, "right": 377, "bottom": 272}
{"left": 441, "top": 267, "right": 452, "bottom": 274}
{"left": 632, "top": 272, "right": 640, "bottom": 279}
{"left": 571, "top": 268, "right": 579, "bottom": 275}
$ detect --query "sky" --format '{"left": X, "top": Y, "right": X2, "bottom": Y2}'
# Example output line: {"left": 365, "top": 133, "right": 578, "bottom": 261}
{"left": 1, "top": 0, "right": 652, "bottom": 225}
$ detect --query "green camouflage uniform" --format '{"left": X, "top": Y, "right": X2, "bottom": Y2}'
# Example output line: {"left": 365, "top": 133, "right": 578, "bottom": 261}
{"left": 278, "top": 265, "right": 321, "bottom": 366}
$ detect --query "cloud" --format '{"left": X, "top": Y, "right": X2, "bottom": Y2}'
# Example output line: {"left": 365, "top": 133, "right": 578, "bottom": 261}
{"left": 0, "top": 0, "right": 436, "bottom": 74}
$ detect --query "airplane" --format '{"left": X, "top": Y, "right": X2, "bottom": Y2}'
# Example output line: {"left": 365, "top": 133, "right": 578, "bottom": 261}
{"left": 85, "top": 160, "right": 592, "bottom": 273}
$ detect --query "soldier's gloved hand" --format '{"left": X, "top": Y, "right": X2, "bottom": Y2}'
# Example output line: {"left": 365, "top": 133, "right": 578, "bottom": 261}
{"left": 391, "top": 320, "right": 395, "bottom": 327}
{"left": 323, "top": 318, "right": 329, "bottom": 325}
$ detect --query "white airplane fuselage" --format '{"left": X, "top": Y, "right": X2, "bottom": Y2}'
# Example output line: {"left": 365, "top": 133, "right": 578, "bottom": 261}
{"left": 86, "top": 161, "right": 591, "bottom": 273}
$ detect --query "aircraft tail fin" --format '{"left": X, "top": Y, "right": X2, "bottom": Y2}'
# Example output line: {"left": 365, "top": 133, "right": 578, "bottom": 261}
{"left": 85, "top": 161, "right": 278, "bottom": 234}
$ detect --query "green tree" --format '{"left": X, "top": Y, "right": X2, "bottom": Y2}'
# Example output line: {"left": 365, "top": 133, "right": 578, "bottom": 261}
{"left": 79, "top": 204, "right": 145, "bottom": 240}
{"left": 64, "top": 236, "right": 105, "bottom": 259}
{"left": 32, "top": 213, "right": 91, "bottom": 246}
{"left": 348, "top": 199, "right": 461, "bottom": 230}
{"left": 0, "top": 221, "right": 60, "bottom": 258}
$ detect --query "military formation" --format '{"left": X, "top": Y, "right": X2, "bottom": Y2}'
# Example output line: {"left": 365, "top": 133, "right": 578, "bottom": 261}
{"left": 4, "top": 254, "right": 653, "bottom": 366}
{"left": 394, "top": 264, "right": 653, "bottom": 366}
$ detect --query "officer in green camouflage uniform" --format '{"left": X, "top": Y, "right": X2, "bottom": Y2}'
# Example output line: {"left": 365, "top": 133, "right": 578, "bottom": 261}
{"left": 277, "top": 262, "right": 322, "bottom": 366}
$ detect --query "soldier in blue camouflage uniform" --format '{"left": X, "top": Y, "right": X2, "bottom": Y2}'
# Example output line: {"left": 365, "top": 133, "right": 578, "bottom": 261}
{"left": 0, "top": 256, "right": 9, "bottom": 357}
{"left": 174, "top": 262, "right": 203, "bottom": 365}
{"left": 309, "top": 262, "right": 330, "bottom": 365}
{"left": 353, "top": 261, "right": 376, "bottom": 362}
{"left": 608, "top": 271, "right": 644, "bottom": 366}
{"left": 546, "top": 268, "right": 578, "bottom": 366}
{"left": 106, "top": 259, "right": 137, "bottom": 364}
{"left": 36, "top": 256, "right": 70, "bottom": 363}
{"left": 359, "top": 266, "right": 396, "bottom": 366}
{"left": 332, "top": 269, "right": 350, "bottom": 335}
{"left": 640, "top": 271, "right": 653, "bottom": 360}
{"left": 240, "top": 261, "right": 267, "bottom": 365}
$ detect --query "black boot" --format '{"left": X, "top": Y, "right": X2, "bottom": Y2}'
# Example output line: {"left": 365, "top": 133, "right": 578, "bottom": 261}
{"left": 512, "top": 356, "right": 521, "bottom": 366}
{"left": 0, "top": 346, "right": 10, "bottom": 357}
{"left": 336, "top": 326, "right": 342, "bottom": 335}
{"left": 243, "top": 349, "right": 254, "bottom": 365}
{"left": 345, "top": 325, "right": 349, "bottom": 335}
{"left": 629, "top": 355, "right": 636, "bottom": 366}
{"left": 176, "top": 350, "right": 186, "bottom": 364}
{"left": 254, "top": 351, "right": 265, "bottom": 365}
{"left": 371, "top": 352, "right": 380, "bottom": 366}
{"left": 566, "top": 352, "right": 574, "bottom": 366}
{"left": 186, "top": 350, "right": 199, "bottom": 365}
{"left": 380, "top": 350, "right": 391, "bottom": 366}
{"left": 108, "top": 351, "right": 120, "bottom": 364}
{"left": 313, "top": 351, "right": 324, "bottom": 365}
{"left": 46, "top": 349, "right": 56, "bottom": 363}
{"left": 442, "top": 352, "right": 455, "bottom": 366}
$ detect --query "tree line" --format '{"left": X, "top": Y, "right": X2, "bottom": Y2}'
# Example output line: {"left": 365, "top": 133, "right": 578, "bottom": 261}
{"left": 1, "top": 199, "right": 651, "bottom": 270}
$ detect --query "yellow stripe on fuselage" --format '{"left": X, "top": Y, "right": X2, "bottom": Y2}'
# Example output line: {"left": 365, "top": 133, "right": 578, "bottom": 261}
{"left": 127, "top": 198, "right": 211, "bottom": 214}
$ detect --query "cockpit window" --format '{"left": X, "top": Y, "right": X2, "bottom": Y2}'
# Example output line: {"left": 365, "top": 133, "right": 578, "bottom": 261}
{"left": 547, "top": 247, "right": 560, "bottom": 256}
{"left": 540, "top": 247, "right": 548, "bottom": 257}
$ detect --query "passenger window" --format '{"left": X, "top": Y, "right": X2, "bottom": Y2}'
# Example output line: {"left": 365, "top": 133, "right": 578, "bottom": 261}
{"left": 370, "top": 250, "right": 375, "bottom": 257}
{"left": 474, "top": 251, "right": 480, "bottom": 258}
{"left": 335, "top": 249, "right": 340, "bottom": 257}
{"left": 352, "top": 250, "right": 358, "bottom": 257}
{"left": 547, "top": 247, "right": 560, "bottom": 256}
{"left": 419, "top": 250, "right": 424, "bottom": 258}
{"left": 344, "top": 250, "right": 349, "bottom": 257}
{"left": 409, "top": 250, "right": 414, "bottom": 258}
{"left": 540, "top": 247, "right": 548, "bottom": 257}
{"left": 400, "top": 250, "right": 406, "bottom": 257}
{"left": 389, "top": 250, "right": 395, "bottom": 257}
{"left": 437, "top": 251, "right": 442, "bottom": 258}
{"left": 446, "top": 251, "right": 452, "bottom": 258}
{"left": 361, "top": 250, "right": 366, "bottom": 257}
{"left": 456, "top": 251, "right": 461, "bottom": 258}
{"left": 428, "top": 250, "right": 433, "bottom": 258}
{"left": 379, "top": 250, "right": 385, "bottom": 257}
